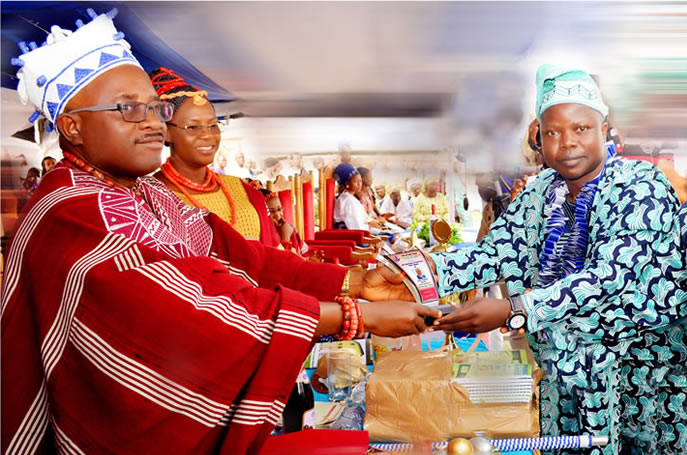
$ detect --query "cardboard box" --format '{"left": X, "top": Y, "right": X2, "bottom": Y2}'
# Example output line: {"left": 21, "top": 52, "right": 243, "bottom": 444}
{"left": 365, "top": 350, "right": 540, "bottom": 442}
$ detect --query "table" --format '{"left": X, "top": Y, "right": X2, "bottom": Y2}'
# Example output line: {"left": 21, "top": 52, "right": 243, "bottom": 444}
{"left": 307, "top": 334, "right": 535, "bottom": 454}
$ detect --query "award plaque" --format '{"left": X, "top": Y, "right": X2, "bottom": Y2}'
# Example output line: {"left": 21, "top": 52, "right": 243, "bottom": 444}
{"left": 379, "top": 248, "right": 440, "bottom": 306}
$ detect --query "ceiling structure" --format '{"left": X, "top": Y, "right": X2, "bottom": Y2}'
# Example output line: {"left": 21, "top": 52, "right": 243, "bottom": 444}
{"left": 2, "top": 1, "right": 686, "bottom": 152}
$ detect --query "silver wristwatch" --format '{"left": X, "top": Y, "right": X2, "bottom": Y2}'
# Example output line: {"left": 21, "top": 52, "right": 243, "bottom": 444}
{"left": 506, "top": 295, "right": 527, "bottom": 331}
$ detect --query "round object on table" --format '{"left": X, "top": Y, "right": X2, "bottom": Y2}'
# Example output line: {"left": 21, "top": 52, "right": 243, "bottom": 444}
{"left": 469, "top": 436, "right": 493, "bottom": 454}
{"left": 310, "top": 371, "right": 328, "bottom": 394}
{"left": 447, "top": 438, "right": 474, "bottom": 455}
{"left": 431, "top": 219, "right": 453, "bottom": 244}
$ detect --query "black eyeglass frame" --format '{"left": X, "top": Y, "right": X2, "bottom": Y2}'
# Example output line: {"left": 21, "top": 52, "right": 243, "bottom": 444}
{"left": 166, "top": 121, "right": 224, "bottom": 134}
{"left": 64, "top": 101, "right": 173, "bottom": 123}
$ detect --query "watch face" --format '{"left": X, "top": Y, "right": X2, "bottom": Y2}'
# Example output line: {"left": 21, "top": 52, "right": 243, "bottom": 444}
{"left": 508, "top": 314, "right": 527, "bottom": 330}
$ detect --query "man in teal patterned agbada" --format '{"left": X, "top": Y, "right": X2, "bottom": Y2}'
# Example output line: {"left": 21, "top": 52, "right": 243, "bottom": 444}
{"left": 430, "top": 65, "right": 687, "bottom": 454}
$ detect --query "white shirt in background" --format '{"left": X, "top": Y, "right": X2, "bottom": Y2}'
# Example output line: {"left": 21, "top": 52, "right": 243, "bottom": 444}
{"left": 380, "top": 198, "right": 413, "bottom": 227}
{"left": 333, "top": 191, "right": 369, "bottom": 230}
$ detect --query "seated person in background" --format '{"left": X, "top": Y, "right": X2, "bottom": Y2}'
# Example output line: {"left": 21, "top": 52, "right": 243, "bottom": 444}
{"left": 21, "top": 167, "right": 40, "bottom": 193}
{"left": 374, "top": 183, "right": 386, "bottom": 210}
{"left": 333, "top": 163, "right": 382, "bottom": 231}
{"left": 260, "top": 188, "right": 307, "bottom": 255}
{"left": 356, "top": 166, "right": 380, "bottom": 217}
{"left": 229, "top": 149, "right": 252, "bottom": 180}
{"left": 17, "top": 167, "right": 40, "bottom": 212}
{"left": 2, "top": 14, "right": 439, "bottom": 454}
{"left": 150, "top": 67, "right": 280, "bottom": 247}
{"left": 412, "top": 176, "right": 449, "bottom": 225}
{"left": 258, "top": 157, "right": 282, "bottom": 183}
{"left": 380, "top": 185, "right": 413, "bottom": 229}
{"left": 406, "top": 177, "right": 423, "bottom": 207}
{"left": 213, "top": 151, "right": 228, "bottom": 175}
{"left": 40, "top": 156, "right": 57, "bottom": 177}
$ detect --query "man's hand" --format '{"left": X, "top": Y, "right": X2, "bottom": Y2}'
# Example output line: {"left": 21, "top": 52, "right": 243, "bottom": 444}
{"left": 432, "top": 297, "right": 510, "bottom": 333}
{"left": 361, "top": 301, "right": 441, "bottom": 337}
{"left": 351, "top": 266, "right": 414, "bottom": 302}
{"left": 369, "top": 219, "right": 382, "bottom": 229}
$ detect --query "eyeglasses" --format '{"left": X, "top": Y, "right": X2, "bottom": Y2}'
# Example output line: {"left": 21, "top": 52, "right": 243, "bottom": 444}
{"left": 166, "top": 122, "right": 224, "bottom": 135}
{"left": 65, "top": 101, "right": 173, "bottom": 123}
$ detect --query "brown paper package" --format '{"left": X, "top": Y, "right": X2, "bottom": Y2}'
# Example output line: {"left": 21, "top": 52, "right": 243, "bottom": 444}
{"left": 365, "top": 350, "right": 541, "bottom": 442}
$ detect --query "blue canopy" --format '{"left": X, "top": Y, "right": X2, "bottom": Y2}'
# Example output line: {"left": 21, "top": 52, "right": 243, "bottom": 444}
{"left": 1, "top": 1, "right": 234, "bottom": 104}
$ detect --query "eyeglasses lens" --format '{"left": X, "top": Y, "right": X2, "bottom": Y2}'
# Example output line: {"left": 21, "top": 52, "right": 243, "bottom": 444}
{"left": 122, "top": 102, "right": 173, "bottom": 123}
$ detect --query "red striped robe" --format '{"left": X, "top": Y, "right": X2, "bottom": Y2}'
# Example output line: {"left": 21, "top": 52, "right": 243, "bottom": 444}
{"left": 1, "top": 164, "right": 345, "bottom": 454}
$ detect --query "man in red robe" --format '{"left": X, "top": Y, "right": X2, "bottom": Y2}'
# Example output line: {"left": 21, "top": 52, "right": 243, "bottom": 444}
{"left": 2, "top": 11, "right": 437, "bottom": 454}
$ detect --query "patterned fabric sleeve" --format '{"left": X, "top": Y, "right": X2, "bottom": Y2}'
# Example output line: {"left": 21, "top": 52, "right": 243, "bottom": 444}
{"left": 678, "top": 203, "right": 687, "bottom": 289}
{"left": 430, "top": 185, "right": 535, "bottom": 296}
{"left": 521, "top": 181, "right": 686, "bottom": 337}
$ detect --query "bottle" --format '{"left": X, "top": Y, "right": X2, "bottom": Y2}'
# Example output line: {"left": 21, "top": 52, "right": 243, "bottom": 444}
{"left": 329, "top": 401, "right": 364, "bottom": 431}
{"left": 428, "top": 204, "right": 437, "bottom": 247}
{"left": 282, "top": 369, "right": 316, "bottom": 433}
{"left": 330, "top": 377, "right": 367, "bottom": 431}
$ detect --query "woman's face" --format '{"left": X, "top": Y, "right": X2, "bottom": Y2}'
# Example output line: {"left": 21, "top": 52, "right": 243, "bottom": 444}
{"left": 43, "top": 158, "right": 56, "bottom": 173}
{"left": 266, "top": 197, "right": 283, "bottom": 223}
{"left": 346, "top": 173, "right": 363, "bottom": 194}
{"left": 425, "top": 181, "right": 439, "bottom": 197}
{"left": 166, "top": 100, "right": 221, "bottom": 169}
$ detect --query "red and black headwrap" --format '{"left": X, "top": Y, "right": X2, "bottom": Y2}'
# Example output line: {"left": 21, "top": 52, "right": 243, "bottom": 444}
{"left": 149, "top": 67, "right": 209, "bottom": 114}
{"left": 258, "top": 188, "right": 278, "bottom": 202}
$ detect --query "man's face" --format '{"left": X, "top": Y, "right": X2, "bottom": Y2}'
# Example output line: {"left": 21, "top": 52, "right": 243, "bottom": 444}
{"left": 390, "top": 190, "right": 401, "bottom": 205}
{"left": 375, "top": 185, "right": 386, "bottom": 200}
{"left": 410, "top": 183, "right": 422, "bottom": 197}
{"left": 362, "top": 174, "right": 373, "bottom": 188}
{"left": 166, "top": 99, "right": 220, "bottom": 169}
{"left": 217, "top": 153, "right": 227, "bottom": 169}
{"left": 540, "top": 103, "right": 607, "bottom": 185}
{"left": 61, "top": 65, "right": 166, "bottom": 177}
{"left": 235, "top": 151, "right": 245, "bottom": 168}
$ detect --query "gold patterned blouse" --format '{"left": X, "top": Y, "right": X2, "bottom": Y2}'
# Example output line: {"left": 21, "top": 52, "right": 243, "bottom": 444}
{"left": 172, "top": 174, "right": 262, "bottom": 240}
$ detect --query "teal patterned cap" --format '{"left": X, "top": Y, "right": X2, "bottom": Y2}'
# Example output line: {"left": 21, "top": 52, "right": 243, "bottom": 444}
{"left": 535, "top": 64, "right": 608, "bottom": 120}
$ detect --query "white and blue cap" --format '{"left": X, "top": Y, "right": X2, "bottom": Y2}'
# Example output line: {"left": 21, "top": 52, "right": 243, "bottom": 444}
{"left": 12, "top": 8, "right": 142, "bottom": 128}
{"left": 535, "top": 64, "right": 609, "bottom": 121}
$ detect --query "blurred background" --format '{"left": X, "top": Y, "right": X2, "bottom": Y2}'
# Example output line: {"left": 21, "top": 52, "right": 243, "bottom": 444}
{"left": 2, "top": 1, "right": 686, "bottom": 202}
